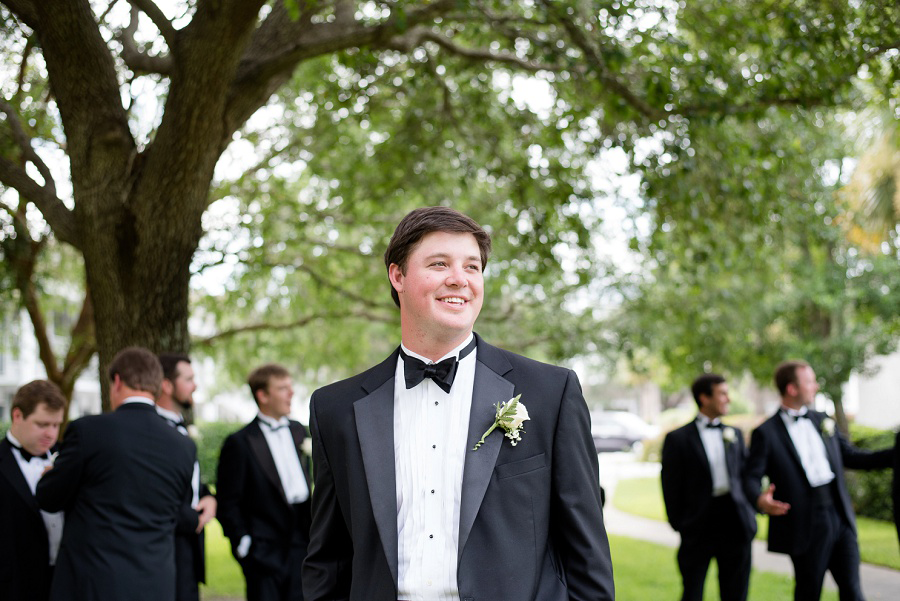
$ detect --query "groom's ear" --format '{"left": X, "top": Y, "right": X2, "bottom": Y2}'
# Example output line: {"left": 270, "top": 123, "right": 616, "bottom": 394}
{"left": 388, "top": 263, "right": 404, "bottom": 294}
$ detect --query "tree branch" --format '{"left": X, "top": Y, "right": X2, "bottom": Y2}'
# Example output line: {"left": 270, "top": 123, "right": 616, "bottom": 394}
{"left": 119, "top": 4, "right": 173, "bottom": 75}
{"left": 193, "top": 309, "right": 395, "bottom": 347}
{"left": 0, "top": 156, "right": 80, "bottom": 248}
{"left": 391, "top": 28, "right": 564, "bottom": 73}
{"left": 2, "top": 0, "right": 39, "bottom": 30}
{"left": 0, "top": 97, "right": 57, "bottom": 197}
{"left": 127, "top": 0, "right": 177, "bottom": 48}
{"left": 60, "top": 289, "right": 97, "bottom": 393}
{"left": 540, "top": 0, "right": 665, "bottom": 122}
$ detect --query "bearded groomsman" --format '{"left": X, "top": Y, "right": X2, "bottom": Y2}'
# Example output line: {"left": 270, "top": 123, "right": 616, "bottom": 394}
{"left": 661, "top": 373, "right": 757, "bottom": 601}
{"left": 217, "top": 363, "right": 312, "bottom": 601}
{"left": 302, "top": 206, "right": 614, "bottom": 600}
{"left": 0, "top": 380, "right": 66, "bottom": 601}
{"left": 746, "top": 360, "right": 893, "bottom": 601}
{"left": 157, "top": 353, "right": 217, "bottom": 601}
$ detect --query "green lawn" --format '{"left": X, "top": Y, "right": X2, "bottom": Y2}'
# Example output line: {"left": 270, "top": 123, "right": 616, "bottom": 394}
{"left": 201, "top": 520, "right": 244, "bottom": 598}
{"left": 199, "top": 509, "right": 841, "bottom": 599}
{"left": 613, "top": 477, "right": 900, "bottom": 570}
{"left": 609, "top": 535, "right": 838, "bottom": 601}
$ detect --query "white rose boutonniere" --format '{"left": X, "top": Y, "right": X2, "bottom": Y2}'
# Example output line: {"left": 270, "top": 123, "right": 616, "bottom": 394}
{"left": 473, "top": 394, "right": 529, "bottom": 450}
{"left": 186, "top": 424, "right": 200, "bottom": 440}
{"left": 300, "top": 437, "right": 313, "bottom": 457}
{"left": 821, "top": 418, "right": 836, "bottom": 437}
{"left": 722, "top": 427, "right": 737, "bottom": 445}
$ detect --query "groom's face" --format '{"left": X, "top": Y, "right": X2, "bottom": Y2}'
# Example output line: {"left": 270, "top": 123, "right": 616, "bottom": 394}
{"left": 390, "top": 230, "right": 484, "bottom": 346}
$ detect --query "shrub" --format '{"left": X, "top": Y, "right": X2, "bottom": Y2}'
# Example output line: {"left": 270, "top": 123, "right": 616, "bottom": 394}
{"left": 194, "top": 421, "right": 243, "bottom": 489}
{"left": 846, "top": 424, "right": 895, "bottom": 522}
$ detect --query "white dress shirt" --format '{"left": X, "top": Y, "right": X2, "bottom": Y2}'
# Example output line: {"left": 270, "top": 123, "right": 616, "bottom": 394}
{"left": 7, "top": 432, "right": 64, "bottom": 565}
{"left": 780, "top": 408, "right": 835, "bottom": 487}
{"left": 156, "top": 405, "right": 201, "bottom": 507}
{"left": 695, "top": 416, "right": 731, "bottom": 496}
{"left": 394, "top": 334, "right": 476, "bottom": 601}
{"left": 257, "top": 413, "right": 310, "bottom": 504}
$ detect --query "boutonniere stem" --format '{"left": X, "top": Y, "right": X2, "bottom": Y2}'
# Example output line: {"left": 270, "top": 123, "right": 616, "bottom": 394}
{"left": 473, "top": 394, "right": 529, "bottom": 450}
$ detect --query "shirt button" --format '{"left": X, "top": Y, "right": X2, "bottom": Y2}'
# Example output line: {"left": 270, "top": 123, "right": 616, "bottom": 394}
{"left": 429, "top": 534, "right": 434, "bottom": 539}
{"left": 432, "top": 445, "right": 436, "bottom": 449}
{"left": 431, "top": 489, "right": 435, "bottom": 493}
{"left": 435, "top": 401, "right": 439, "bottom": 406}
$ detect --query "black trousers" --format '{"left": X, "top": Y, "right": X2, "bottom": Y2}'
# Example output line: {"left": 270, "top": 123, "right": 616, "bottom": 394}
{"left": 789, "top": 484, "right": 863, "bottom": 601}
{"left": 677, "top": 495, "right": 752, "bottom": 601}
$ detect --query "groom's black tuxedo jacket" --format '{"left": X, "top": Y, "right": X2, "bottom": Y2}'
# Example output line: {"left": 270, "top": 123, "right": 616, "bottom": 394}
{"left": 0, "top": 438, "right": 53, "bottom": 601}
{"left": 302, "top": 334, "right": 614, "bottom": 601}
{"left": 745, "top": 410, "right": 892, "bottom": 555}
{"left": 36, "top": 402, "right": 195, "bottom": 601}
{"left": 661, "top": 421, "right": 757, "bottom": 542}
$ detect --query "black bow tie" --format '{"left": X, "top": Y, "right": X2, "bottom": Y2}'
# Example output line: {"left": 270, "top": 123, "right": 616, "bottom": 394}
{"left": 400, "top": 337, "right": 477, "bottom": 394}
{"left": 783, "top": 410, "right": 810, "bottom": 422}
{"left": 11, "top": 442, "right": 48, "bottom": 462}
{"left": 705, "top": 421, "right": 723, "bottom": 429}
{"left": 263, "top": 420, "right": 289, "bottom": 432}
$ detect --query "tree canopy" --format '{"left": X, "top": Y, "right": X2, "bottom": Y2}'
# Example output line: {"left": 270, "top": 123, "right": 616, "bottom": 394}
{"left": 1, "top": 0, "right": 898, "bottom": 410}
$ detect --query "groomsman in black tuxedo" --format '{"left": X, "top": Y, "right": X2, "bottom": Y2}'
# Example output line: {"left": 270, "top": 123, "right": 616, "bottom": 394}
{"left": 0, "top": 380, "right": 66, "bottom": 601}
{"left": 661, "top": 373, "right": 757, "bottom": 601}
{"left": 157, "top": 353, "right": 217, "bottom": 601}
{"left": 217, "top": 363, "right": 312, "bottom": 601}
{"left": 746, "top": 360, "right": 893, "bottom": 601}
{"left": 37, "top": 347, "right": 195, "bottom": 601}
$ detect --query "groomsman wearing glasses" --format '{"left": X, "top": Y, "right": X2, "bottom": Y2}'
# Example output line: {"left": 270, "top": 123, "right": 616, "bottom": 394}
{"left": 217, "top": 364, "right": 312, "bottom": 601}
{"left": 0, "top": 380, "right": 66, "bottom": 601}
{"left": 36, "top": 347, "right": 195, "bottom": 601}
{"left": 661, "top": 373, "right": 757, "bottom": 601}
{"left": 303, "top": 206, "right": 613, "bottom": 601}
{"left": 156, "top": 353, "right": 217, "bottom": 601}
{"left": 746, "top": 360, "right": 893, "bottom": 601}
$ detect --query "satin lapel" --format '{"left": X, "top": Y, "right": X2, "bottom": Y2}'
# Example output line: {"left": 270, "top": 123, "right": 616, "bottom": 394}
{"left": 687, "top": 425, "right": 714, "bottom": 483}
{"left": 289, "top": 422, "right": 311, "bottom": 489}
{"left": 809, "top": 413, "right": 841, "bottom": 470}
{"left": 354, "top": 376, "right": 399, "bottom": 588}
{"left": 0, "top": 441, "right": 38, "bottom": 510}
{"left": 773, "top": 415, "right": 806, "bottom": 476}
{"left": 458, "top": 345, "right": 515, "bottom": 564}
{"left": 247, "top": 420, "right": 288, "bottom": 504}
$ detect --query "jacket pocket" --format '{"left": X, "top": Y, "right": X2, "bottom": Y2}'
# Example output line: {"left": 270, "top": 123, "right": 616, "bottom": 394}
{"left": 495, "top": 452, "right": 547, "bottom": 479}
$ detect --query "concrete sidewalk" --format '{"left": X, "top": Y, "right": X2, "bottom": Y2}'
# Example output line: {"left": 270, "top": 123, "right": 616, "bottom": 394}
{"left": 599, "top": 454, "right": 900, "bottom": 600}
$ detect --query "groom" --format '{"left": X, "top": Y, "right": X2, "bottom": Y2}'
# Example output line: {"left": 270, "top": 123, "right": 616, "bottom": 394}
{"left": 302, "top": 206, "right": 614, "bottom": 601}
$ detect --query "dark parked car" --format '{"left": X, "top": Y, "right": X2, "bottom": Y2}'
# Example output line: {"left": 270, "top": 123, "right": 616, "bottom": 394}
{"left": 590, "top": 411, "right": 659, "bottom": 454}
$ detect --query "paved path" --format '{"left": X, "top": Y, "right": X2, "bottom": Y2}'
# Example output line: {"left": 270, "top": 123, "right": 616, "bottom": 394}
{"left": 598, "top": 453, "right": 900, "bottom": 600}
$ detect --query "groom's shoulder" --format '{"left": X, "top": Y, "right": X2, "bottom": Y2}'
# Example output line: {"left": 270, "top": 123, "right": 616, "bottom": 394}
{"left": 311, "top": 352, "right": 397, "bottom": 406}
{"left": 482, "top": 341, "right": 572, "bottom": 381}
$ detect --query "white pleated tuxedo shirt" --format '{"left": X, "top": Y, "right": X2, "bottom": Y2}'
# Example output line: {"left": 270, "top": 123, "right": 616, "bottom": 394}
{"left": 695, "top": 415, "right": 731, "bottom": 496}
{"left": 394, "top": 334, "right": 476, "bottom": 601}
{"left": 780, "top": 407, "right": 835, "bottom": 488}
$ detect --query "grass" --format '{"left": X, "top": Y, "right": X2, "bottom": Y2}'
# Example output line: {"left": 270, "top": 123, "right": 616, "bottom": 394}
{"left": 201, "top": 519, "right": 244, "bottom": 598}
{"left": 609, "top": 535, "right": 838, "bottom": 601}
{"left": 613, "top": 477, "right": 900, "bottom": 570}
{"left": 199, "top": 499, "right": 842, "bottom": 600}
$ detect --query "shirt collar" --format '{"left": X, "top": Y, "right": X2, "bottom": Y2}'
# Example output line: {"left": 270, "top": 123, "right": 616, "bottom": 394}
{"left": 257, "top": 412, "right": 290, "bottom": 429}
{"left": 122, "top": 396, "right": 155, "bottom": 407}
{"left": 695, "top": 414, "right": 721, "bottom": 427}
{"left": 6, "top": 431, "right": 23, "bottom": 448}
{"left": 155, "top": 405, "right": 183, "bottom": 423}
{"left": 400, "top": 332, "right": 475, "bottom": 364}
{"left": 781, "top": 406, "right": 809, "bottom": 418}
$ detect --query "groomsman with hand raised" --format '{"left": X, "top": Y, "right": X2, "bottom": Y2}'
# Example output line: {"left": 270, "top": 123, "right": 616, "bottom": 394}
{"left": 746, "top": 360, "right": 893, "bottom": 601}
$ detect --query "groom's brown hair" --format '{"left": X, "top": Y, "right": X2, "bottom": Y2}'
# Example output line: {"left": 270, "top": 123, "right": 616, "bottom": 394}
{"left": 384, "top": 206, "right": 492, "bottom": 308}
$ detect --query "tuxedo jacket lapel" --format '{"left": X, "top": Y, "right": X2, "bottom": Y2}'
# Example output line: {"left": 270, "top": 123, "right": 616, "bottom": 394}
{"left": 458, "top": 339, "right": 515, "bottom": 564}
{"left": 247, "top": 420, "right": 288, "bottom": 505}
{"left": 0, "top": 441, "right": 38, "bottom": 510}
{"left": 773, "top": 414, "right": 809, "bottom": 479}
{"left": 289, "top": 423, "right": 312, "bottom": 489}
{"left": 354, "top": 355, "right": 400, "bottom": 588}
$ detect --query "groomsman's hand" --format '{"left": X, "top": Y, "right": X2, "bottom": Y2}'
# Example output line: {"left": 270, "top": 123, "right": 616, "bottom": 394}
{"left": 757, "top": 484, "right": 791, "bottom": 515}
{"left": 195, "top": 495, "right": 217, "bottom": 533}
